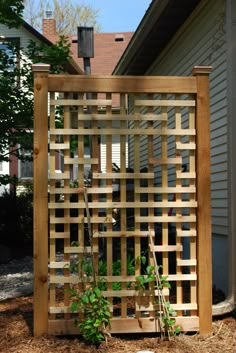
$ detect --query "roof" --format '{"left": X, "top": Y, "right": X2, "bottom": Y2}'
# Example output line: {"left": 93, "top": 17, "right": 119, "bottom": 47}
{"left": 42, "top": 21, "right": 133, "bottom": 75}
{"left": 113, "top": 0, "right": 202, "bottom": 75}
{"left": 74, "top": 32, "right": 133, "bottom": 75}
{"left": 22, "top": 19, "right": 82, "bottom": 74}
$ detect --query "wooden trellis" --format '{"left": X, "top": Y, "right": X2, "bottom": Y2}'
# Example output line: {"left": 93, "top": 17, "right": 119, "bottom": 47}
{"left": 32, "top": 65, "right": 212, "bottom": 336}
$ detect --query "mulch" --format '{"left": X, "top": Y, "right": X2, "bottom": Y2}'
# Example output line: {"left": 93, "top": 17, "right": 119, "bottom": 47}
{"left": 0, "top": 295, "right": 235, "bottom": 353}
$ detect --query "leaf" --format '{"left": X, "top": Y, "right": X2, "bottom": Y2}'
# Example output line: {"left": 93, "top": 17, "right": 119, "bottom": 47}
{"left": 71, "top": 240, "right": 79, "bottom": 247}
{"left": 146, "top": 265, "right": 154, "bottom": 274}
{"left": 164, "top": 282, "right": 171, "bottom": 289}
{"left": 71, "top": 301, "right": 78, "bottom": 312}
{"left": 81, "top": 295, "right": 89, "bottom": 304}
{"left": 174, "top": 326, "right": 181, "bottom": 334}
{"left": 135, "top": 275, "right": 144, "bottom": 282}
{"left": 145, "top": 276, "right": 154, "bottom": 283}
{"left": 94, "top": 319, "right": 102, "bottom": 327}
{"left": 94, "top": 287, "right": 101, "bottom": 297}
{"left": 89, "top": 293, "right": 96, "bottom": 303}
{"left": 104, "top": 310, "right": 111, "bottom": 317}
{"left": 167, "top": 319, "right": 176, "bottom": 326}
{"left": 141, "top": 255, "right": 146, "bottom": 265}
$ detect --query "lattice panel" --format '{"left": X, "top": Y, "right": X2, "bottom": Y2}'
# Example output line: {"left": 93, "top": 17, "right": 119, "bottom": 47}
{"left": 47, "top": 90, "right": 198, "bottom": 334}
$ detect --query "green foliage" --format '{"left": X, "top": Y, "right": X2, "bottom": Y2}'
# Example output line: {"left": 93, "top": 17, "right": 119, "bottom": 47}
{"left": 67, "top": 235, "right": 111, "bottom": 346}
{"left": 0, "top": 186, "right": 33, "bottom": 248}
{"left": 0, "top": 40, "right": 34, "bottom": 181}
{"left": 0, "top": 0, "right": 24, "bottom": 27}
{"left": 134, "top": 255, "right": 180, "bottom": 339}
{"left": 135, "top": 264, "right": 155, "bottom": 290}
{"left": 70, "top": 284, "right": 111, "bottom": 346}
{"left": 67, "top": 256, "right": 135, "bottom": 292}
{"left": 0, "top": 17, "right": 72, "bottom": 185}
{"left": 27, "top": 36, "right": 72, "bottom": 73}
{"left": 157, "top": 273, "right": 171, "bottom": 290}
{"left": 110, "top": 256, "right": 135, "bottom": 290}
{"left": 67, "top": 251, "right": 138, "bottom": 344}
{"left": 161, "top": 301, "right": 180, "bottom": 336}
{"left": 67, "top": 239, "right": 179, "bottom": 343}
{"left": 134, "top": 253, "right": 155, "bottom": 291}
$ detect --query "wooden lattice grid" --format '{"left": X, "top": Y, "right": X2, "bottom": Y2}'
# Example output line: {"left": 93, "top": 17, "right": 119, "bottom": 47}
{"left": 32, "top": 67, "right": 212, "bottom": 336}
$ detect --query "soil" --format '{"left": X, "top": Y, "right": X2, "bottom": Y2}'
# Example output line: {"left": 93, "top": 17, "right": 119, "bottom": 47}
{"left": 0, "top": 295, "right": 235, "bottom": 353}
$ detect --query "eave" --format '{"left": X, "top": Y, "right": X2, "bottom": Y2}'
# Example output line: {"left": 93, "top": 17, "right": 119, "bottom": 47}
{"left": 113, "top": 0, "right": 201, "bottom": 75}
{"left": 23, "top": 20, "right": 83, "bottom": 74}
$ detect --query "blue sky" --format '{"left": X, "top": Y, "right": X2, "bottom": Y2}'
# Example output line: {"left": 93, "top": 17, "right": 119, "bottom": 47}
{"left": 83, "top": 0, "right": 152, "bottom": 32}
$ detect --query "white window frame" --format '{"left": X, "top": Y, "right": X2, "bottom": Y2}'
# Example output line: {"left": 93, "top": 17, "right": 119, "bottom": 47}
{"left": 18, "top": 130, "right": 33, "bottom": 180}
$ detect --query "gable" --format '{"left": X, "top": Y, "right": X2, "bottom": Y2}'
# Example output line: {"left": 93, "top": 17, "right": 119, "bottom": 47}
{"left": 0, "top": 22, "right": 46, "bottom": 50}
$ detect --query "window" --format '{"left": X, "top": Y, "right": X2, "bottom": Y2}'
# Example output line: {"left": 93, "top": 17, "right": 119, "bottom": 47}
{"left": 0, "top": 38, "right": 19, "bottom": 73}
{"left": 18, "top": 148, "right": 33, "bottom": 179}
{"left": 18, "top": 131, "right": 33, "bottom": 180}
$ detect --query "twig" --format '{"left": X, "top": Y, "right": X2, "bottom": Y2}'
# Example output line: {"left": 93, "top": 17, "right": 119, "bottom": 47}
{"left": 206, "top": 322, "right": 223, "bottom": 340}
{"left": 83, "top": 187, "right": 97, "bottom": 286}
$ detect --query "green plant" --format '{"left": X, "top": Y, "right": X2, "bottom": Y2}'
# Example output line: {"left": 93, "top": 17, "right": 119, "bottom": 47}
{"left": 161, "top": 301, "right": 180, "bottom": 336}
{"left": 67, "top": 189, "right": 111, "bottom": 346}
{"left": 135, "top": 264, "right": 155, "bottom": 290}
{"left": 69, "top": 284, "right": 111, "bottom": 346}
{"left": 134, "top": 253, "right": 180, "bottom": 339}
{"left": 0, "top": 188, "right": 33, "bottom": 249}
{"left": 67, "top": 255, "right": 111, "bottom": 346}
{"left": 110, "top": 256, "right": 135, "bottom": 290}
{"left": 0, "top": 11, "right": 72, "bottom": 187}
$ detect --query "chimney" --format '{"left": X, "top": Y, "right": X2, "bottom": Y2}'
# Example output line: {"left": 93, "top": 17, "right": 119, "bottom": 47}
{"left": 45, "top": 10, "right": 53, "bottom": 18}
{"left": 42, "top": 11, "right": 57, "bottom": 37}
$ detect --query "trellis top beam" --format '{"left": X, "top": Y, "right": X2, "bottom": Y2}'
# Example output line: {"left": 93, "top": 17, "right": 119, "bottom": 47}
{"left": 47, "top": 75, "right": 197, "bottom": 94}
{"left": 32, "top": 63, "right": 50, "bottom": 72}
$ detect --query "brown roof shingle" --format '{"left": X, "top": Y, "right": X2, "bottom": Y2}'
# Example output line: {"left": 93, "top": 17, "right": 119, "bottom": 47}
{"left": 42, "top": 19, "right": 133, "bottom": 75}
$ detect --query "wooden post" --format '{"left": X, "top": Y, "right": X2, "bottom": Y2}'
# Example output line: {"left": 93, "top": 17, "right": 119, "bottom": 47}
{"left": 32, "top": 63, "right": 50, "bottom": 336}
{"left": 192, "top": 66, "right": 212, "bottom": 334}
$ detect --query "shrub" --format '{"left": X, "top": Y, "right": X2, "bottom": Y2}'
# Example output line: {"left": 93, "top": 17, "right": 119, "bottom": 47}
{"left": 0, "top": 186, "right": 33, "bottom": 250}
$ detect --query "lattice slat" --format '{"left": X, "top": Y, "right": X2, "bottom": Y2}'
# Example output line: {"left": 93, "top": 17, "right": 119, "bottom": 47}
{"left": 47, "top": 90, "right": 199, "bottom": 330}
{"left": 33, "top": 68, "right": 212, "bottom": 336}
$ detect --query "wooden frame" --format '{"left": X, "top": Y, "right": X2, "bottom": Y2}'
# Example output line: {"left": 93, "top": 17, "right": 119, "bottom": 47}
{"left": 32, "top": 64, "right": 50, "bottom": 336}
{"left": 32, "top": 65, "right": 212, "bottom": 336}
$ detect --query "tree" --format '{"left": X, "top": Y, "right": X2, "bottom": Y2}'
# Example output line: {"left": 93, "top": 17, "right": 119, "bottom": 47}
{"left": 0, "top": 41, "right": 33, "bottom": 185}
{"left": 0, "top": 0, "right": 24, "bottom": 27}
{"left": 23, "top": 0, "right": 101, "bottom": 34}
{"left": 0, "top": 4, "right": 72, "bottom": 185}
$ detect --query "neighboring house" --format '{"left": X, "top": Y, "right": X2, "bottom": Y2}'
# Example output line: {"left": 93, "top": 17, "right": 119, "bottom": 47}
{"left": 42, "top": 17, "right": 133, "bottom": 76}
{"left": 0, "top": 160, "right": 9, "bottom": 194}
{"left": 0, "top": 18, "right": 83, "bottom": 192}
{"left": 42, "top": 17, "right": 133, "bottom": 172}
{"left": 0, "top": 19, "right": 82, "bottom": 194}
{"left": 0, "top": 16, "right": 133, "bottom": 190}
{"left": 114, "top": 0, "right": 236, "bottom": 308}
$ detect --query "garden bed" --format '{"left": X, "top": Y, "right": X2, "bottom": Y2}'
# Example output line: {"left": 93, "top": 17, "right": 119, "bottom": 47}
{"left": 0, "top": 295, "right": 235, "bottom": 353}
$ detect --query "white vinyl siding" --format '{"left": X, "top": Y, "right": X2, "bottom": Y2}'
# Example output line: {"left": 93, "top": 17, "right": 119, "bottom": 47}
{"left": 0, "top": 24, "right": 42, "bottom": 51}
{"left": 0, "top": 23, "right": 44, "bottom": 182}
{"left": 0, "top": 157, "right": 9, "bottom": 195}
{"left": 145, "top": 0, "right": 228, "bottom": 237}
{"left": 100, "top": 134, "right": 128, "bottom": 172}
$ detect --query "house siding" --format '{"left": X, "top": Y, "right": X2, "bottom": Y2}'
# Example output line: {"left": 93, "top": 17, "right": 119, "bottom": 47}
{"left": 0, "top": 24, "right": 43, "bottom": 50}
{"left": 127, "top": 0, "right": 230, "bottom": 293}
{"left": 100, "top": 135, "right": 128, "bottom": 172}
{"left": 0, "top": 24, "right": 44, "bottom": 185}
{"left": 0, "top": 158, "right": 9, "bottom": 195}
{"left": 227, "top": 0, "right": 236, "bottom": 306}
{"left": 145, "top": 0, "right": 228, "bottom": 240}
